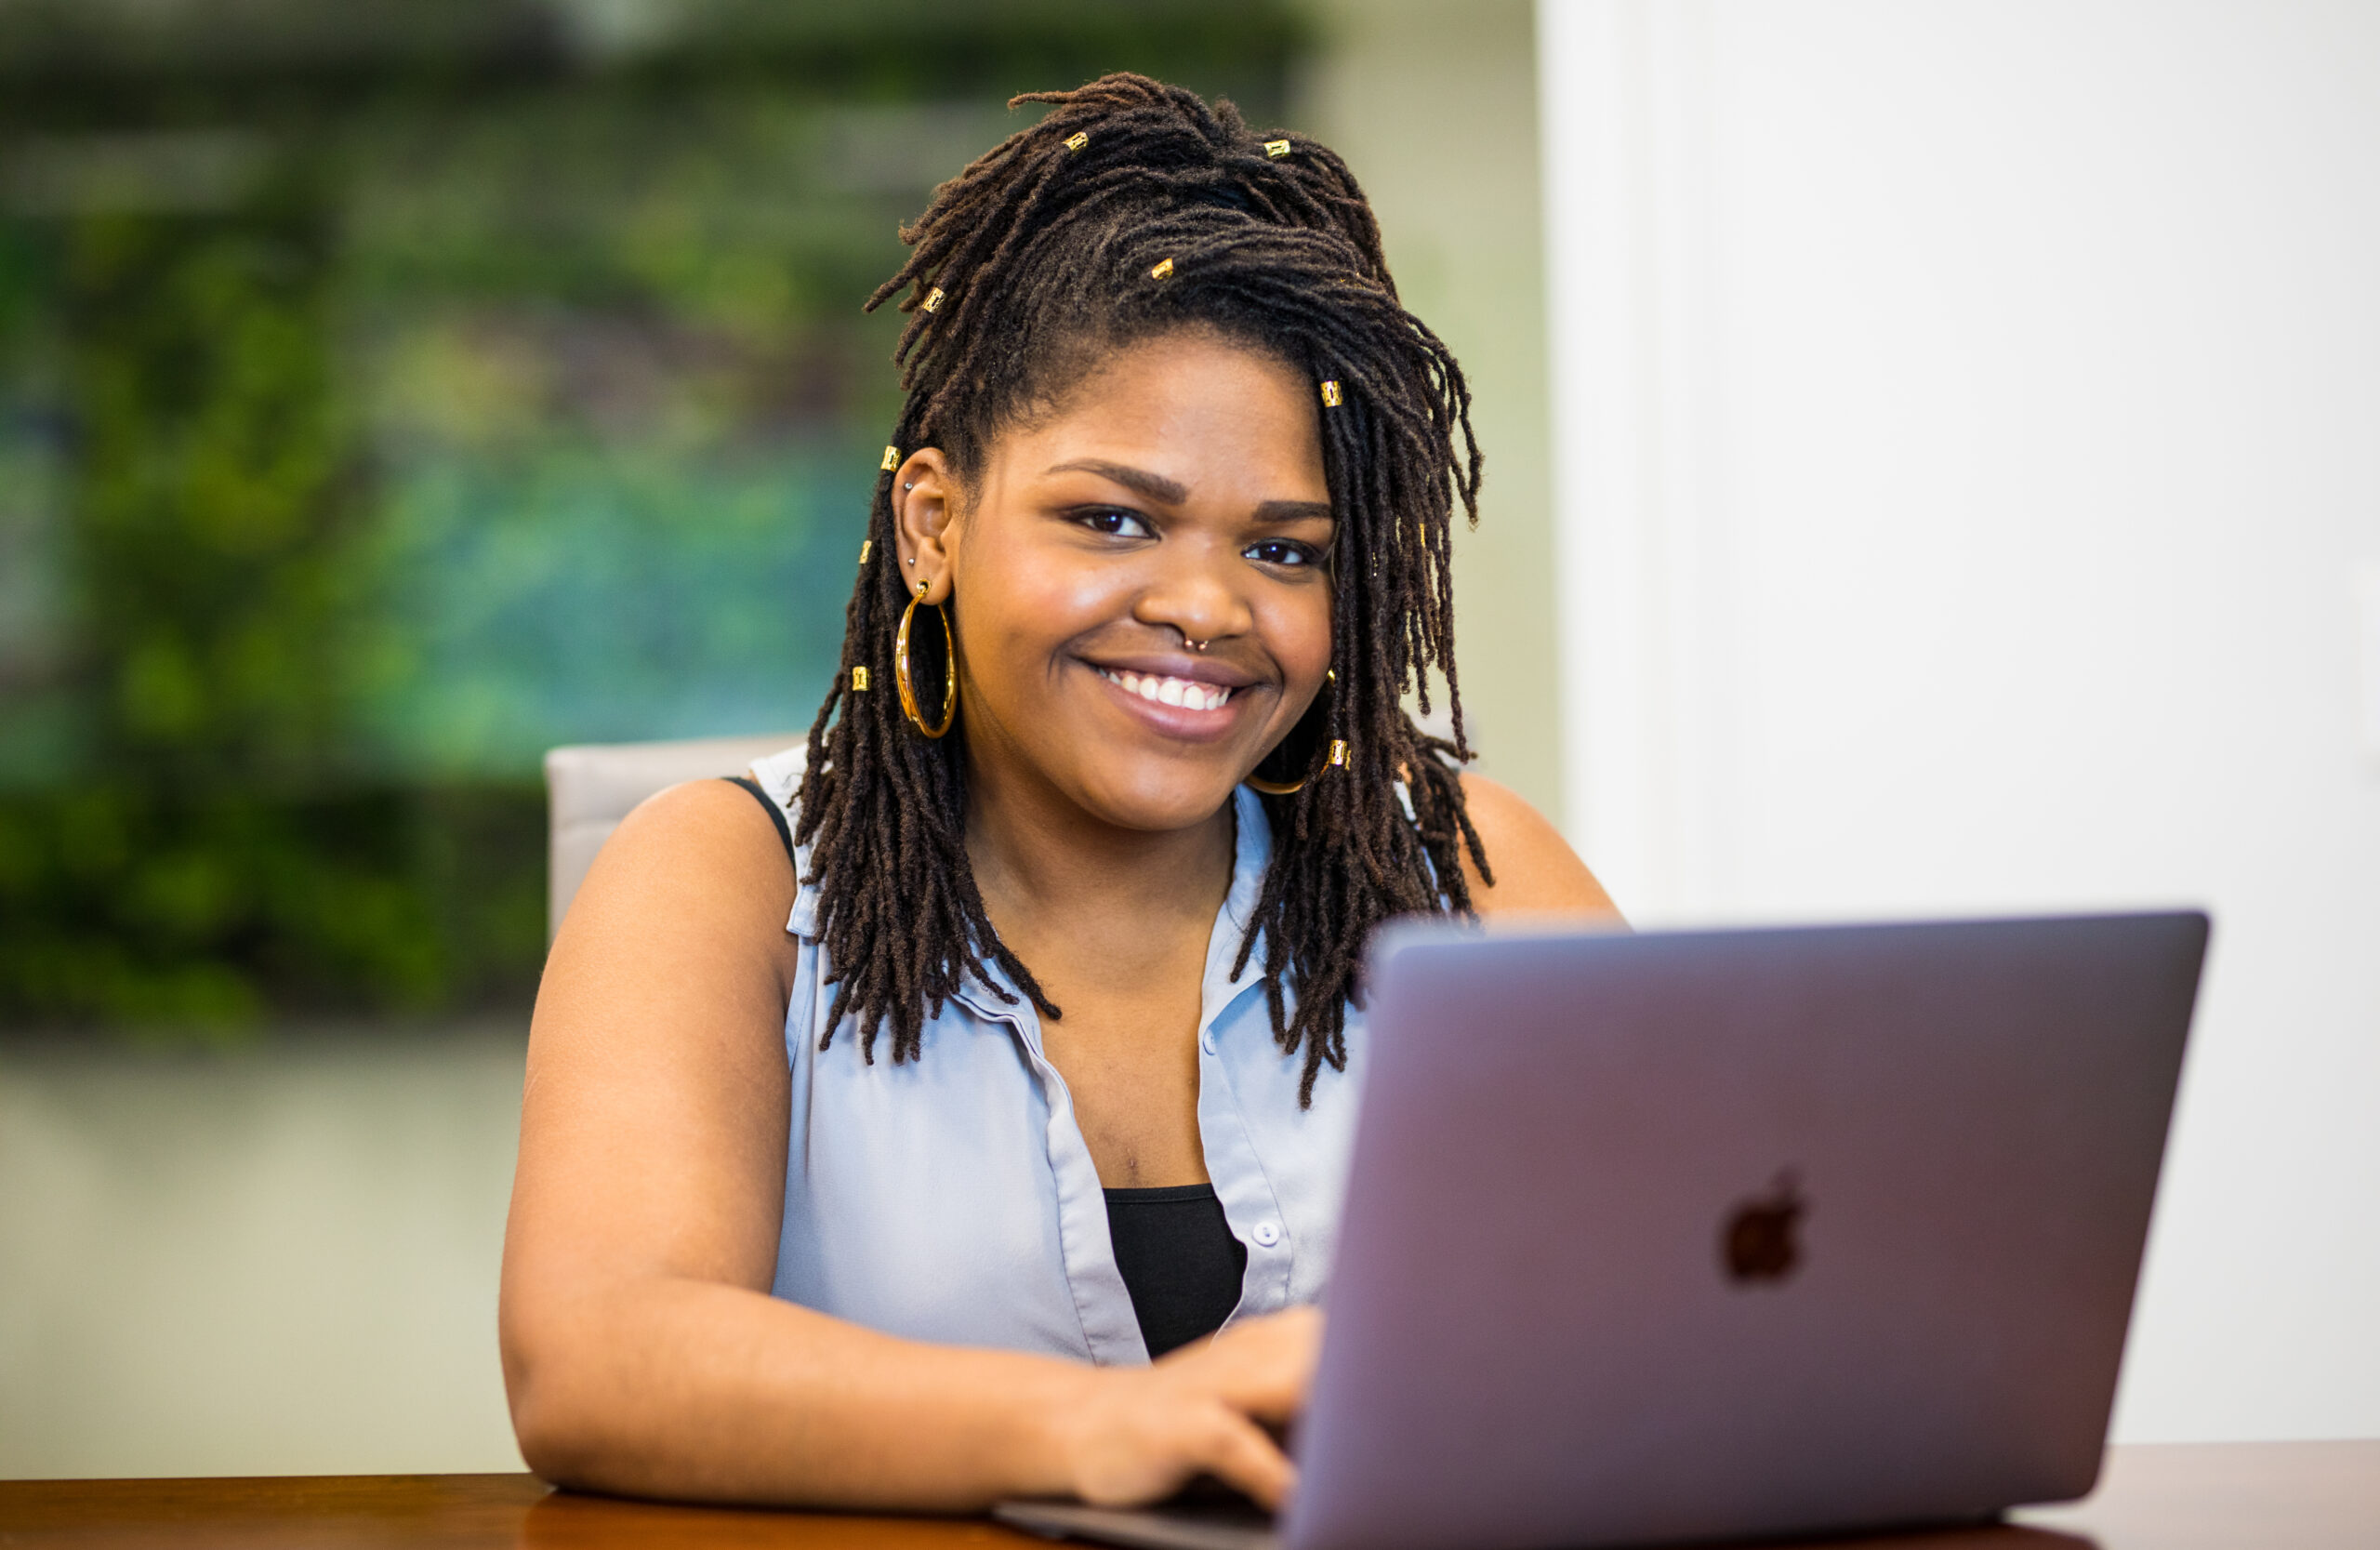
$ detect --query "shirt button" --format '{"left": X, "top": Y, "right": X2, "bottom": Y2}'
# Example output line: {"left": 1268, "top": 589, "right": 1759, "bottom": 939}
{"left": 1200, "top": 1031, "right": 1217, "bottom": 1054}
{"left": 1251, "top": 1222, "right": 1282, "bottom": 1249}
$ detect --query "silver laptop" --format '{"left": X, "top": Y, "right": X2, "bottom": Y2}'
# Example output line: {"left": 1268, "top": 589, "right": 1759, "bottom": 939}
{"left": 998, "top": 911, "right": 2208, "bottom": 1550}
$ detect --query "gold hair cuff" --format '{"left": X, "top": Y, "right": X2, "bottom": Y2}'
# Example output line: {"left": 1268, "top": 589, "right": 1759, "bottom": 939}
{"left": 1263, "top": 139, "right": 1291, "bottom": 158}
{"left": 921, "top": 286, "right": 945, "bottom": 312}
{"left": 1150, "top": 257, "right": 1175, "bottom": 280}
{"left": 1319, "top": 380, "right": 1343, "bottom": 407}
{"left": 858, "top": 539, "right": 872, "bottom": 566}
{"left": 851, "top": 667, "right": 870, "bottom": 691}
{"left": 1328, "top": 738, "right": 1348, "bottom": 767}
{"left": 1064, "top": 131, "right": 1090, "bottom": 152}
{"left": 880, "top": 445, "right": 900, "bottom": 471}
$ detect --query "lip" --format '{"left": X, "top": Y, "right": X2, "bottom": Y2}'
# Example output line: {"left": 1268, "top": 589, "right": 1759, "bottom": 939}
{"left": 1078, "top": 652, "right": 1263, "bottom": 691}
{"left": 1077, "top": 656, "right": 1269, "bottom": 743}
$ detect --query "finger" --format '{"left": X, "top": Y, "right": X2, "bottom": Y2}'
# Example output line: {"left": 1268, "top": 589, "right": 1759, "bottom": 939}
{"left": 1197, "top": 1312, "right": 1323, "bottom": 1419}
{"left": 1191, "top": 1409, "right": 1297, "bottom": 1512}
{"left": 1226, "top": 1305, "right": 1322, "bottom": 1367}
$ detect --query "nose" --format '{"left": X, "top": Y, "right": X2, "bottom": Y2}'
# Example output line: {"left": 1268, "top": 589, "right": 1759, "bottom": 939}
{"left": 1133, "top": 538, "right": 1255, "bottom": 648}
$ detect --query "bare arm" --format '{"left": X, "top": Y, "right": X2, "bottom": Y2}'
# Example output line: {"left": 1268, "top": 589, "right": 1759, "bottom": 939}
{"left": 1456, "top": 772, "right": 1625, "bottom": 921}
{"left": 499, "top": 780, "right": 1312, "bottom": 1510}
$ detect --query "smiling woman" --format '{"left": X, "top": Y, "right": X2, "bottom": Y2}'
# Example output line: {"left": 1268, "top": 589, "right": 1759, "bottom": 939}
{"left": 498, "top": 73, "right": 1616, "bottom": 1517}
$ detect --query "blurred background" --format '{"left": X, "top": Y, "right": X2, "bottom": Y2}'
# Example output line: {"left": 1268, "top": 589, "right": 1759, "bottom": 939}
{"left": 1, "top": 0, "right": 2373, "bottom": 1477}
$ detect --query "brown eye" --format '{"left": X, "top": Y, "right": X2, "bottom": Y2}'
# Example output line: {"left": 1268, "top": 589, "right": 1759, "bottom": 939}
{"left": 1078, "top": 508, "right": 1155, "bottom": 538}
{"left": 1246, "top": 539, "right": 1320, "bottom": 567}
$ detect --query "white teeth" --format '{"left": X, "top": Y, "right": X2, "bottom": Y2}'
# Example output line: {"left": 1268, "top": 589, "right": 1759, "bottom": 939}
{"left": 1103, "top": 669, "right": 1232, "bottom": 711}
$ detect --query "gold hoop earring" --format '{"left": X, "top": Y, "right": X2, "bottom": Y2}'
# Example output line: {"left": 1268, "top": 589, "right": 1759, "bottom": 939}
{"left": 896, "top": 581, "right": 957, "bottom": 738}
{"left": 1246, "top": 670, "right": 1338, "bottom": 795}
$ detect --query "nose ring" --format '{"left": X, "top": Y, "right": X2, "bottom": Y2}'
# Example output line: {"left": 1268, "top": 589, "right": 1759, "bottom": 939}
{"left": 1186, "top": 638, "right": 1210, "bottom": 653}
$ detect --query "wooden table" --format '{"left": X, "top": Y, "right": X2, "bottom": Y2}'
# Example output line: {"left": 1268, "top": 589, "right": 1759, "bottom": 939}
{"left": 1, "top": 1443, "right": 2372, "bottom": 1548}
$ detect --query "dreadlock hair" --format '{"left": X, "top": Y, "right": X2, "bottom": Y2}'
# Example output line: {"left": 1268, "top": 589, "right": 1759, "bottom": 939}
{"left": 794, "top": 73, "right": 1489, "bottom": 1105}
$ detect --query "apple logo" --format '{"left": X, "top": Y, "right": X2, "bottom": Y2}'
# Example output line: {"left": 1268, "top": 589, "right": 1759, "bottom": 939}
{"left": 1722, "top": 1170, "right": 1806, "bottom": 1286}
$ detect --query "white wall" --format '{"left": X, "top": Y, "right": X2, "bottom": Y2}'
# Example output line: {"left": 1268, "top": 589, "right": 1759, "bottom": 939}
{"left": 1540, "top": 0, "right": 2380, "bottom": 1440}
{"left": 0, "top": 1031, "right": 526, "bottom": 1477}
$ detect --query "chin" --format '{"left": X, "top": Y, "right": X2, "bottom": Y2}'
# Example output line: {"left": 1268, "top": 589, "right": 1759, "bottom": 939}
{"left": 1078, "top": 763, "right": 1245, "bottom": 833}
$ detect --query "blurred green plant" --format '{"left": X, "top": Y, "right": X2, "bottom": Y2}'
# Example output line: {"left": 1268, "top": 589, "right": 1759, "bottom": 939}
{"left": 0, "top": 146, "right": 547, "bottom": 1026}
{"left": 63, "top": 174, "right": 353, "bottom": 783}
{"left": 0, "top": 0, "right": 1302, "bottom": 1034}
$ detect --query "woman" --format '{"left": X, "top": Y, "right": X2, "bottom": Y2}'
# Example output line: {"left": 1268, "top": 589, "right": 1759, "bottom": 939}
{"left": 499, "top": 74, "right": 1618, "bottom": 1515}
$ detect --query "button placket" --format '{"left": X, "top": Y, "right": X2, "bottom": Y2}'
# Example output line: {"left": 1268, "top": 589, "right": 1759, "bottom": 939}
{"left": 1197, "top": 1016, "right": 1297, "bottom": 1321}
{"left": 955, "top": 982, "right": 1146, "bottom": 1365}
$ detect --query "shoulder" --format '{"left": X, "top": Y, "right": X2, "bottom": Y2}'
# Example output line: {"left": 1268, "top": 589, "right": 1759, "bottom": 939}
{"left": 1453, "top": 772, "right": 1624, "bottom": 923}
{"left": 608, "top": 776, "right": 797, "bottom": 891}
{"left": 554, "top": 777, "right": 804, "bottom": 989}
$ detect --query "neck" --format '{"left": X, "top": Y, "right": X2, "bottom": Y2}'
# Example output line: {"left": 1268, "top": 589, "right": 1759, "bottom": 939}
{"left": 961, "top": 754, "right": 1237, "bottom": 973}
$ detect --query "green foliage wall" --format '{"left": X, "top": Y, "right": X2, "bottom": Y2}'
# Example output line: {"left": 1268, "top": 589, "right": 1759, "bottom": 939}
{"left": 0, "top": 0, "right": 1303, "bottom": 1032}
{"left": 3, "top": 147, "right": 549, "bottom": 1023}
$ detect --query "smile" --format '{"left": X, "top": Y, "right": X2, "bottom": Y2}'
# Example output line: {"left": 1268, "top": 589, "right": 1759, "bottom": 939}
{"left": 1098, "top": 669, "right": 1235, "bottom": 712}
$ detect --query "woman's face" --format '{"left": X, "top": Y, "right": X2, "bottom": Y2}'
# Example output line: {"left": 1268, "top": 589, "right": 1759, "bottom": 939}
{"left": 894, "top": 327, "right": 1335, "bottom": 834}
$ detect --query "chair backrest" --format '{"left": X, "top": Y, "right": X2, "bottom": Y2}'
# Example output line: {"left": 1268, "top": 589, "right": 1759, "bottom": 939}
{"left": 543, "top": 733, "right": 805, "bottom": 940}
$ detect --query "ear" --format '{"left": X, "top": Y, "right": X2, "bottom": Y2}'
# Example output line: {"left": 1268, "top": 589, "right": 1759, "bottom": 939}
{"left": 892, "top": 448, "right": 960, "bottom": 605}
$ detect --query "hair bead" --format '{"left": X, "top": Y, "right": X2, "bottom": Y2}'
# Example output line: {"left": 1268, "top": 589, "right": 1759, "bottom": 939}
{"left": 1328, "top": 738, "right": 1349, "bottom": 767}
{"left": 1150, "top": 257, "right": 1175, "bottom": 280}
{"left": 1064, "top": 130, "right": 1090, "bottom": 152}
{"left": 879, "top": 444, "right": 900, "bottom": 471}
{"left": 858, "top": 539, "right": 872, "bottom": 566}
{"left": 1263, "top": 139, "right": 1291, "bottom": 158}
{"left": 851, "top": 667, "right": 870, "bottom": 691}
{"left": 921, "top": 287, "right": 945, "bottom": 312}
{"left": 1319, "top": 379, "right": 1343, "bottom": 407}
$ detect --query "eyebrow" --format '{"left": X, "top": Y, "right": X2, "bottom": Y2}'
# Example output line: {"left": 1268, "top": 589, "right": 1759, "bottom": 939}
{"left": 1043, "top": 459, "right": 1335, "bottom": 525}
{"left": 1251, "top": 498, "right": 1335, "bottom": 526}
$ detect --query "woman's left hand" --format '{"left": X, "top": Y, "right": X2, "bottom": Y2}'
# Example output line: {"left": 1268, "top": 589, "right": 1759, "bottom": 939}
{"left": 1046, "top": 1305, "right": 1324, "bottom": 1511}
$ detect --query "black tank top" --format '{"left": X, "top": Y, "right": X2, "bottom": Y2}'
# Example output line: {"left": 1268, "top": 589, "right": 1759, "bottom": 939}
{"left": 726, "top": 776, "right": 1250, "bottom": 1358}
{"left": 1104, "top": 1184, "right": 1250, "bottom": 1357}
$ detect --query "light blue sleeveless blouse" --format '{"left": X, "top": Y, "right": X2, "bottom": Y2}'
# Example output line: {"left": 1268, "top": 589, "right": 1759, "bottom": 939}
{"left": 747, "top": 746, "right": 1368, "bottom": 1367}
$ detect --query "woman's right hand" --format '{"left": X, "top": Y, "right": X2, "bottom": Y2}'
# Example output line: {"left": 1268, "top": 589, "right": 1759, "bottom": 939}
{"left": 1048, "top": 1305, "right": 1322, "bottom": 1511}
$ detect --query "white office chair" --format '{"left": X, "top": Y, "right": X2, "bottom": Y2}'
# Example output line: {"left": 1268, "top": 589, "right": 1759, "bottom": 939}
{"left": 543, "top": 732, "right": 806, "bottom": 940}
